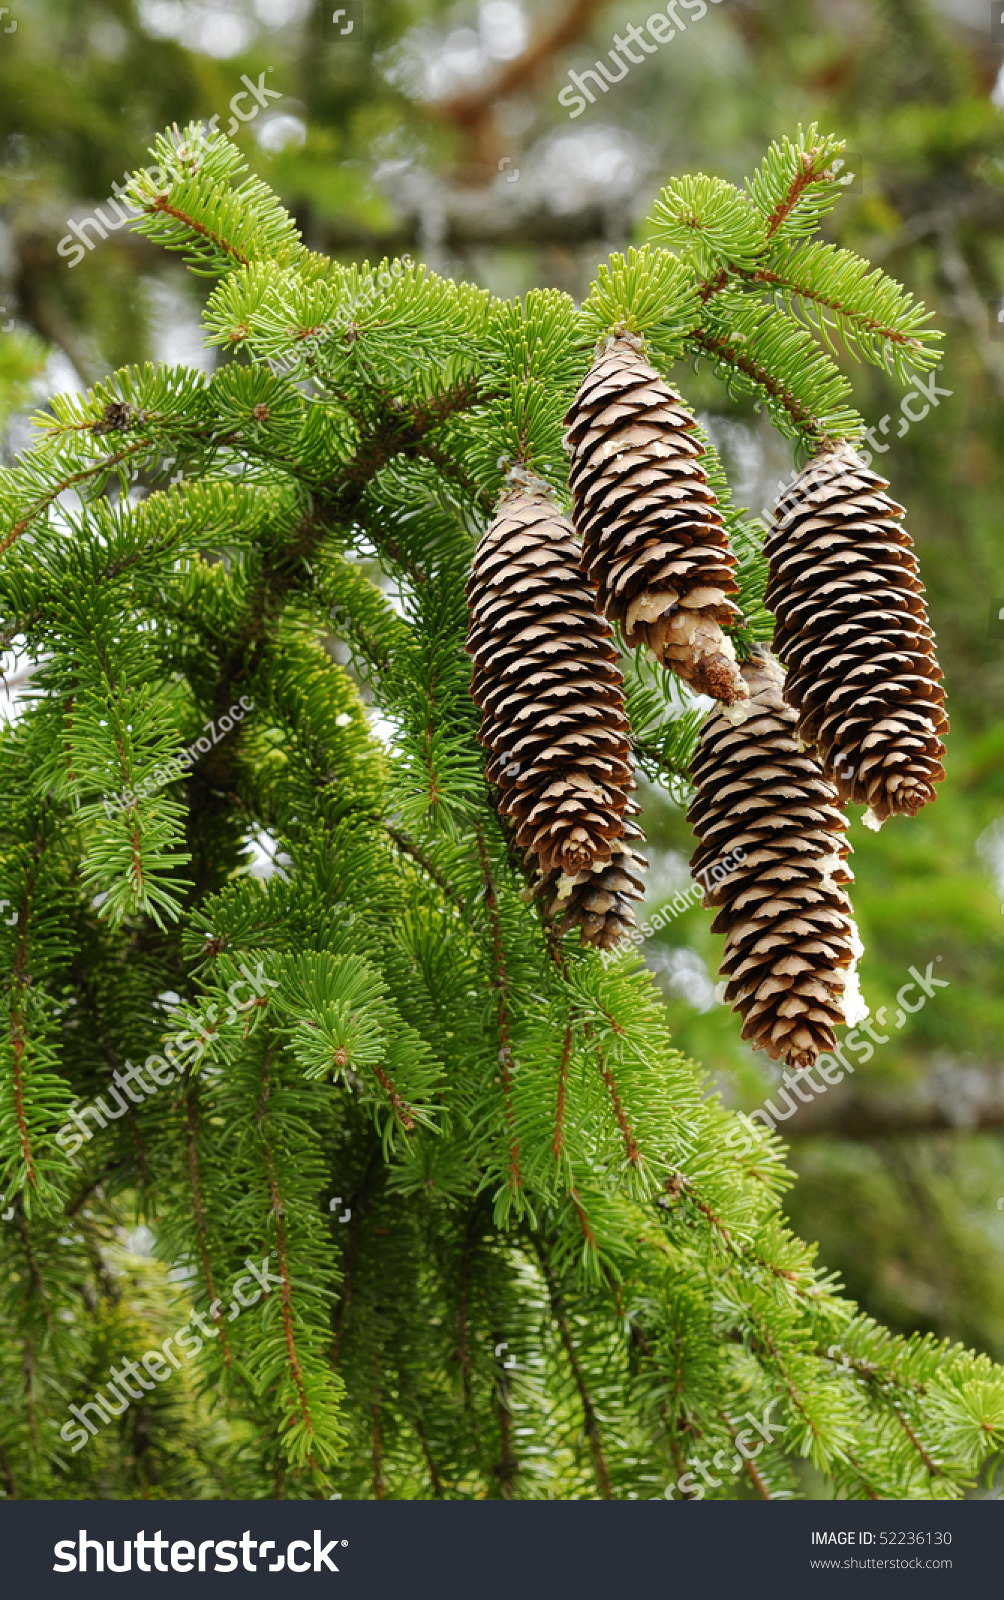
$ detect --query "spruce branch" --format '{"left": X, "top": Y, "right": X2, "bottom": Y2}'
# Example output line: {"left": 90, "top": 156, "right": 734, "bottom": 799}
{"left": 750, "top": 243, "right": 943, "bottom": 378}
{"left": 476, "top": 828, "right": 524, "bottom": 1202}
{"left": 552, "top": 1023, "right": 572, "bottom": 1162}
{"left": 124, "top": 125, "right": 303, "bottom": 278}
{"left": 748, "top": 125, "right": 851, "bottom": 245}
{"left": 183, "top": 1083, "right": 233, "bottom": 1372}
{"left": 687, "top": 293, "right": 863, "bottom": 442}
{"left": 579, "top": 245, "right": 700, "bottom": 367}
{"left": 623, "top": 652, "right": 702, "bottom": 802}
{"left": 720, "top": 1411, "right": 774, "bottom": 1500}
{"left": 596, "top": 1046, "right": 641, "bottom": 1170}
{"left": 0, "top": 119, "right": 989, "bottom": 1503}
{"left": 264, "top": 1127, "right": 321, "bottom": 1469}
{"left": 383, "top": 823, "right": 468, "bottom": 914}
{"left": 648, "top": 175, "right": 768, "bottom": 272}
{"left": 536, "top": 1239, "right": 613, "bottom": 1499}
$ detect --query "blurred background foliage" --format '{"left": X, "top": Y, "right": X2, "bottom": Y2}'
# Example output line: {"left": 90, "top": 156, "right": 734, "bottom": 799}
{"left": 1, "top": 0, "right": 1003, "bottom": 1485}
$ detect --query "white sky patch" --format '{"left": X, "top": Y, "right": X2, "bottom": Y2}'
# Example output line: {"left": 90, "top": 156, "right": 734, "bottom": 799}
{"left": 135, "top": 0, "right": 187, "bottom": 39}
{"left": 89, "top": 17, "right": 130, "bottom": 57}
{"left": 700, "top": 411, "right": 794, "bottom": 526}
{"left": 143, "top": 276, "right": 216, "bottom": 373}
{"left": 5, "top": 350, "right": 86, "bottom": 461}
{"left": 255, "top": 112, "right": 307, "bottom": 152}
{"left": 976, "top": 817, "right": 1004, "bottom": 895}
{"left": 479, "top": 0, "right": 527, "bottom": 60}
{"left": 0, "top": 648, "right": 41, "bottom": 728}
{"left": 137, "top": 0, "right": 256, "bottom": 57}
{"left": 37, "top": 348, "right": 86, "bottom": 401}
{"left": 122, "top": 1224, "right": 156, "bottom": 1257}
{"left": 383, "top": 2, "right": 527, "bottom": 100}
{"left": 367, "top": 708, "right": 403, "bottom": 753}
{"left": 638, "top": 846, "right": 693, "bottom": 908}
{"left": 242, "top": 826, "right": 291, "bottom": 881}
{"left": 649, "top": 945, "right": 717, "bottom": 1013}
{"left": 254, "top": 0, "right": 312, "bottom": 25}
{"left": 842, "top": 963, "right": 869, "bottom": 1028}
{"left": 523, "top": 124, "right": 648, "bottom": 216}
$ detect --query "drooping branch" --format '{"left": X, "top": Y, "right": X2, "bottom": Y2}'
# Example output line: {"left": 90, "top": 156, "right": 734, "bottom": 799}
{"left": 536, "top": 1240, "right": 613, "bottom": 1499}
{"left": 384, "top": 823, "right": 468, "bottom": 915}
{"left": 184, "top": 1082, "right": 232, "bottom": 1370}
{"left": 720, "top": 1410, "right": 773, "bottom": 1500}
{"left": 411, "top": 1410, "right": 445, "bottom": 1498}
{"left": 476, "top": 828, "right": 523, "bottom": 1192}
{"left": 596, "top": 1046, "right": 641, "bottom": 1168}
{"left": 816, "top": 1340, "right": 943, "bottom": 1484}
{"left": 5, "top": 834, "right": 42, "bottom": 1195}
{"left": 552, "top": 1024, "right": 572, "bottom": 1161}
{"left": 687, "top": 328, "right": 821, "bottom": 435}
{"left": 202, "top": 379, "right": 480, "bottom": 720}
{"left": 258, "top": 1052, "right": 318, "bottom": 1468}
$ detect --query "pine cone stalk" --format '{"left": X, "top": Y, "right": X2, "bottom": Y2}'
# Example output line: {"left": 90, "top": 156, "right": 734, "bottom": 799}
{"left": 765, "top": 440, "right": 947, "bottom": 826}
{"left": 466, "top": 472, "right": 646, "bottom": 949}
{"left": 564, "top": 333, "right": 748, "bottom": 705}
{"left": 687, "top": 649, "right": 864, "bottom": 1068}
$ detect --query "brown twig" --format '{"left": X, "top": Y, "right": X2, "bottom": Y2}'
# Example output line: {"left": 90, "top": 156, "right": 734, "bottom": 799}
{"left": 475, "top": 828, "right": 522, "bottom": 1191}
{"left": 146, "top": 194, "right": 252, "bottom": 267}
{"left": 552, "top": 1024, "right": 572, "bottom": 1160}
{"left": 184, "top": 1084, "right": 232, "bottom": 1370}
{"left": 384, "top": 822, "right": 467, "bottom": 914}
{"left": 687, "top": 328, "right": 820, "bottom": 435}
{"left": 437, "top": 0, "right": 607, "bottom": 173}
{"left": 536, "top": 1239, "right": 613, "bottom": 1498}
{"left": 258, "top": 1051, "right": 317, "bottom": 1466}
{"left": 7, "top": 844, "right": 41, "bottom": 1192}
{"left": 764, "top": 146, "right": 829, "bottom": 240}
{"left": 596, "top": 1046, "right": 641, "bottom": 1167}
{"left": 720, "top": 1410, "right": 773, "bottom": 1500}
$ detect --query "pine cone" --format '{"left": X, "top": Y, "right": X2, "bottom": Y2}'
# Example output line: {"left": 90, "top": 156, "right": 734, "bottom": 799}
{"left": 522, "top": 822, "right": 648, "bottom": 952}
{"left": 765, "top": 440, "right": 947, "bottom": 825}
{"left": 466, "top": 475, "right": 645, "bottom": 947}
{"left": 687, "top": 650, "right": 863, "bottom": 1069}
{"left": 564, "top": 334, "right": 748, "bottom": 705}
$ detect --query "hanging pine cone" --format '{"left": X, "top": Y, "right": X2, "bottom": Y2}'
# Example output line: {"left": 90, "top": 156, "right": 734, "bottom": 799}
{"left": 523, "top": 834, "right": 648, "bottom": 952}
{"left": 563, "top": 333, "right": 748, "bottom": 706}
{"left": 466, "top": 473, "right": 645, "bottom": 949}
{"left": 765, "top": 440, "right": 947, "bottom": 825}
{"left": 687, "top": 649, "right": 863, "bottom": 1069}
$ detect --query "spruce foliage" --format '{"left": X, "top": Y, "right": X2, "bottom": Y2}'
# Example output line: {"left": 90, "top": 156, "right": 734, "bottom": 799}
{"left": 0, "top": 122, "right": 1001, "bottom": 1502}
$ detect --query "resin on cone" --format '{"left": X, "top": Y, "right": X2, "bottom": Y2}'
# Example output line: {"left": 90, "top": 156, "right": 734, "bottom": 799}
{"left": 564, "top": 333, "right": 748, "bottom": 705}
{"left": 765, "top": 440, "right": 947, "bottom": 826}
{"left": 466, "top": 472, "right": 646, "bottom": 949}
{"left": 687, "top": 649, "right": 865, "bottom": 1068}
